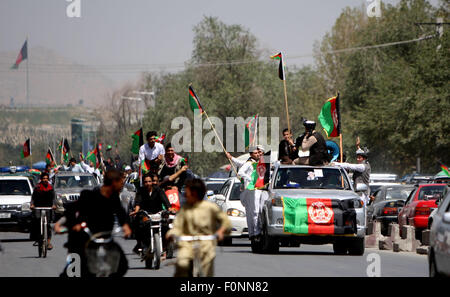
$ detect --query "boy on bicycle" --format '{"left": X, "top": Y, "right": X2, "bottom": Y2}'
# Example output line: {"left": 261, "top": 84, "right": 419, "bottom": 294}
{"left": 166, "top": 178, "right": 231, "bottom": 277}
{"left": 30, "top": 172, "right": 56, "bottom": 250}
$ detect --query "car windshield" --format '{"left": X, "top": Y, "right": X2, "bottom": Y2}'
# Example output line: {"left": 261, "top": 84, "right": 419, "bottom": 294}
{"left": 0, "top": 180, "right": 31, "bottom": 195}
{"left": 273, "top": 168, "right": 351, "bottom": 190}
{"left": 55, "top": 175, "right": 97, "bottom": 189}
{"left": 229, "top": 182, "right": 242, "bottom": 200}
{"left": 417, "top": 186, "right": 447, "bottom": 200}
{"left": 385, "top": 187, "right": 414, "bottom": 200}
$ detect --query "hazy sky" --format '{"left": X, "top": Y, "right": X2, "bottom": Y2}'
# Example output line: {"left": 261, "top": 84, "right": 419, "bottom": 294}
{"left": 0, "top": 0, "right": 441, "bottom": 84}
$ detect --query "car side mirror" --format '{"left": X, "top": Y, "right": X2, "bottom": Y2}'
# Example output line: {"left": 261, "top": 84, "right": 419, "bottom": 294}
{"left": 214, "top": 194, "right": 226, "bottom": 204}
{"left": 355, "top": 184, "right": 368, "bottom": 193}
{"left": 443, "top": 212, "right": 450, "bottom": 224}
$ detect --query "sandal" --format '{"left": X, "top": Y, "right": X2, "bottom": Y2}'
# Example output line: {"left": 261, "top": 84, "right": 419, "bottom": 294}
{"left": 47, "top": 243, "right": 53, "bottom": 250}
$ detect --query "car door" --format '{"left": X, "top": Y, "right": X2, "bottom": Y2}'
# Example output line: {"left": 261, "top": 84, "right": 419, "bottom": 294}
{"left": 435, "top": 196, "right": 450, "bottom": 273}
{"left": 218, "top": 181, "right": 231, "bottom": 211}
{"left": 372, "top": 189, "right": 386, "bottom": 218}
{"left": 399, "top": 189, "right": 416, "bottom": 227}
{"left": 367, "top": 189, "right": 380, "bottom": 219}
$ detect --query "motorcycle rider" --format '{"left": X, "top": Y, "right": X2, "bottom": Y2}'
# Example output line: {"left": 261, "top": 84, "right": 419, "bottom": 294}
{"left": 62, "top": 168, "right": 132, "bottom": 277}
{"left": 294, "top": 120, "right": 330, "bottom": 166}
{"left": 30, "top": 172, "right": 56, "bottom": 250}
{"left": 166, "top": 178, "right": 231, "bottom": 277}
{"left": 129, "top": 173, "right": 172, "bottom": 255}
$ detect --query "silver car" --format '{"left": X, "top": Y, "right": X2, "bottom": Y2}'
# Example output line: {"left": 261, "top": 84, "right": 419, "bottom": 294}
{"left": 258, "top": 164, "right": 367, "bottom": 255}
{"left": 428, "top": 191, "right": 450, "bottom": 277}
{"left": 54, "top": 172, "right": 98, "bottom": 216}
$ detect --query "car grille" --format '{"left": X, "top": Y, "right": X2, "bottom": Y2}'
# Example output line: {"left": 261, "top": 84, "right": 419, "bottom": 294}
{"left": 0, "top": 204, "right": 21, "bottom": 211}
{"left": 67, "top": 194, "right": 80, "bottom": 201}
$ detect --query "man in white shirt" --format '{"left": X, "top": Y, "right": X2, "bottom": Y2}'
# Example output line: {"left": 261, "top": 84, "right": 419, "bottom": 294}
{"left": 61, "top": 158, "right": 85, "bottom": 173}
{"left": 138, "top": 131, "right": 165, "bottom": 174}
{"left": 238, "top": 146, "right": 264, "bottom": 245}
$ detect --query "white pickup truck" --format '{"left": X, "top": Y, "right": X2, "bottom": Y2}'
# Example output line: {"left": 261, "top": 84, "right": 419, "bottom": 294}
{"left": 0, "top": 175, "right": 34, "bottom": 231}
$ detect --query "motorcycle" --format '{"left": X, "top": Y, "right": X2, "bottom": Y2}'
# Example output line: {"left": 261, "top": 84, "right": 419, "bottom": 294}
{"left": 81, "top": 222, "right": 127, "bottom": 277}
{"left": 138, "top": 210, "right": 164, "bottom": 269}
{"left": 162, "top": 210, "right": 176, "bottom": 259}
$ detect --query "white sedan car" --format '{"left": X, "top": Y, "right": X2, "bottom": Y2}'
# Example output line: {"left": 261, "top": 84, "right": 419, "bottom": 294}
{"left": 212, "top": 177, "right": 248, "bottom": 245}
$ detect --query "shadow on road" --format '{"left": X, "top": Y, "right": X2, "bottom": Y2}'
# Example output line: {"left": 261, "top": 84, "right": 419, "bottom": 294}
{"left": 0, "top": 238, "right": 31, "bottom": 243}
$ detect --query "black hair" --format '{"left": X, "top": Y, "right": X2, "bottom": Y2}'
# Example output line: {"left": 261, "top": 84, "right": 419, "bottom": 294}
{"left": 40, "top": 172, "right": 49, "bottom": 180}
{"left": 282, "top": 128, "right": 290, "bottom": 134}
{"left": 143, "top": 172, "right": 159, "bottom": 181}
{"left": 165, "top": 142, "right": 173, "bottom": 150}
{"left": 184, "top": 178, "right": 206, "bottom": 201}
{"left": 104, "top": 168, "right": 123, "bottom": 186}
{"left": 69, "top": 158, "right": 76, "bottom": 163}
{"left": 146, "top": 131, "right": 157, "bottom": 140}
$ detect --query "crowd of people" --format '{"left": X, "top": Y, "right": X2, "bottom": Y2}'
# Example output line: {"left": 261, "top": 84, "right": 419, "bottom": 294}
{"left": 27, "top": 121, "right": 372, "bottom": 277}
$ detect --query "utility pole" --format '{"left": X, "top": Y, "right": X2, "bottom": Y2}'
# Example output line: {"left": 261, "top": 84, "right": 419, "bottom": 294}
{"left": 415, "top": 17, "right": 448, "bottom": 50}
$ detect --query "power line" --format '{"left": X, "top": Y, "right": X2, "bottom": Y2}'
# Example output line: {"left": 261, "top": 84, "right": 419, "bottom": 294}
{"left": 0, "top": 34, "right": 436, "bottom": 74}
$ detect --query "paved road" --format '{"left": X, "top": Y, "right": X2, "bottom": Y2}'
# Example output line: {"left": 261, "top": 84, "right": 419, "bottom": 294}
{"left": 0, "top": 230, "right": 428, "bottom": 277}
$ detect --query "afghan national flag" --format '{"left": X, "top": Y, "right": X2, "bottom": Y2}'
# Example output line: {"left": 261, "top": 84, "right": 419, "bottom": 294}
{"left": 11, "top": 40, "right": 28, "bottom": 69}
{"left": 189, "top": 85, "right": 204, "bottom": 114}
{"left": 45, "top": 148, "right": 54, "bottom": 165}
{"left": 21, "top": 138, "right": 31, "bottom": 158}
{"left": 440, "top": 164, "right": 450, "bottom": 177}
{"left": 86, "top": 147, "right": 97, "bottom": 166}
{"left": 29, "top": 169, "right": 41, "bottom": 175}
{"left": 180, "top": 156, "right": 188, "bottom": 166}
{"left": 95, "top": 144, "right": 102, "bottom": 168}
{"left": 244, "top": 114, "right": 258, "bottom": 149}
{"left": 282, "top": 197, "right": 356, "bottom": 235}
{"left": 58, "top": 138, "right": 63, "bottom": 150}
{"left": 318, "top": 94, "right": 340, "bottom": 138}
{"left": 141, "top": 159, "right": 152, "bottom": 175}
{"left": 155, "top": 133, "right": 166, "bottom": 144}
{"left": 131, "top": 128, "right": 143, "bottom": 154}
{"left": 270, "top": 52, "right": 285, "bottom": 80}
{"left": 246, "top": 151, "right": 270, "bottom": 190}
{"left": 63, "top": 139, "right": 70, "bottom": 154}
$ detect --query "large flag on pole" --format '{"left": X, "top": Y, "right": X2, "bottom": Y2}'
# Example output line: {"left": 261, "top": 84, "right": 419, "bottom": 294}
{"left": 318, "top": 94, "right": 341, "bottom": 138}
{"left": 189, "top": 85, "right": 204, "bottom": 114}
{"left": 45, "top": 148, "right": 54, "bottom": 165}
{"left": 131, "top": 128, "right": 143, "bottom": 154}
{"left": 21, "top": 138, "right": 31, "bottom": 158}
{"left": 244, "top": 114, "right": 258, "bottom": 149}
{"left": 11, "top": 40, "right": 28, "bottom": 69}
{"left": 270, "top": 52, "right": 285, "bottom": 80}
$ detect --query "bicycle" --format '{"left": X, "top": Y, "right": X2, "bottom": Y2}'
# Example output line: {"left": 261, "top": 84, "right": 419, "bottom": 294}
{"left": 176, "top": 235, "right": 217, "bottom": 277}
{"left": 34, "top": 207, "right": 53, "bottom": 258}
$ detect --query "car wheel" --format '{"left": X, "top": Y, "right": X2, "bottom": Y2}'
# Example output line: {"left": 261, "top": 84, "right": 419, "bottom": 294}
{"left": 260, "top": 220, "right": 279, "bottom": 254}
{"left": 333, "top": 239, "right": 348, "bottom": 255}
{"left": 429, "top": 250, "right": 443, "bottom": 278}
{"left": 348, "top": 237, "right": 365, "bottom": 256}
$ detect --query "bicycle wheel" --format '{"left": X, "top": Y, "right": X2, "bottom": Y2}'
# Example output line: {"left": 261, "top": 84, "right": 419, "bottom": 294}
{"left": 42, "top": 214, "right": 48, "bottom": 258}
{"left": 38, "top": 215, "right": 43, "bottom": 258}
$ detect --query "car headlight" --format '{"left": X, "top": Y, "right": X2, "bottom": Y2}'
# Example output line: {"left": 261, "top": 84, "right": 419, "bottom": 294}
{"left": 21, "top": 202, "right": 31, "bottom": 212}
{"left": 227, "top": 208, "right": 245, "bottom": 217}
{"left": 353, "top": 198, "right": 363, "bottom": 208}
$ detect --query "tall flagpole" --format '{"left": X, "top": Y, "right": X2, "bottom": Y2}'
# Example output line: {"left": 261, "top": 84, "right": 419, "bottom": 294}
{"left": 203, "top": 110, "right": 239, "bottom": 177}
{"left": 283, "top": 79, "right": 290, "bottom": 134}
{"left": 26, "top": 36, "right": 29, "bottom": 108}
